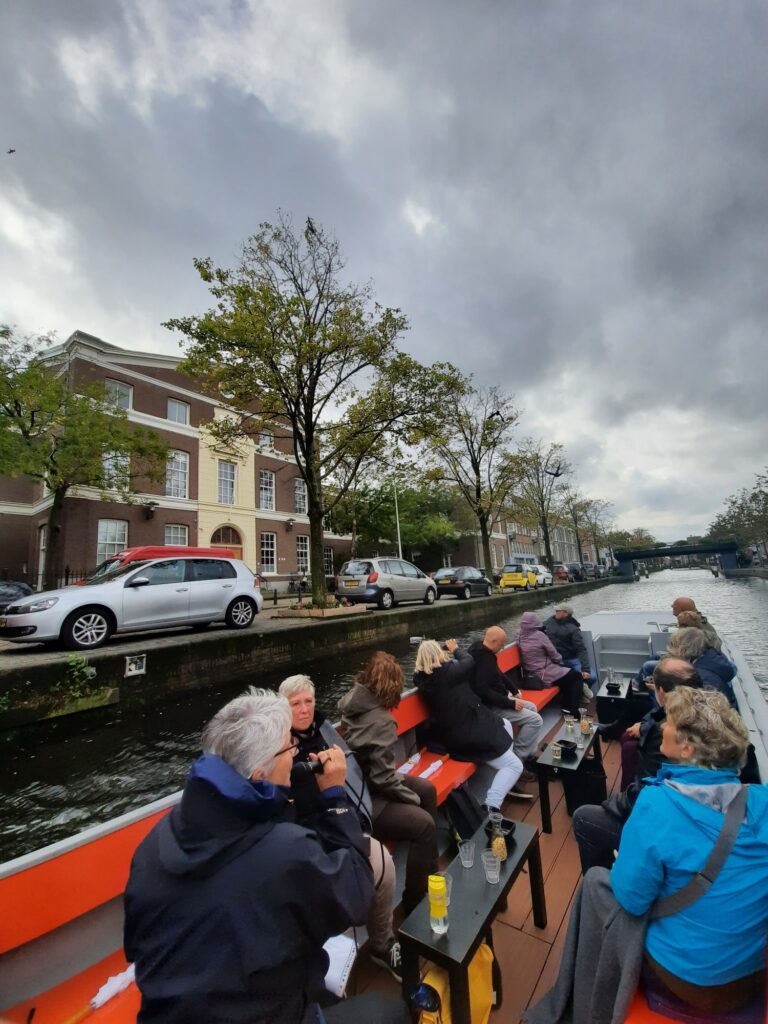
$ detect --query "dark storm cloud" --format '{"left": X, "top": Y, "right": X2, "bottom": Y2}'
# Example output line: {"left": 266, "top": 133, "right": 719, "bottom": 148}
{"left": 1, "top": 0, "right": 767, "bottom": 535}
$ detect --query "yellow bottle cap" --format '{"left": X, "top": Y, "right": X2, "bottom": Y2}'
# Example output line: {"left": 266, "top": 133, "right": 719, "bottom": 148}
{"left": 428, "top": 874, "right": 447, "bottom": 897}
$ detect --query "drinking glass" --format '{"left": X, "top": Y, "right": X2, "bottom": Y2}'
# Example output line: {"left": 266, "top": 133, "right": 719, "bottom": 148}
{"left": 437, "top": 871, "right": 453, "bottom": 905}
{"left": 459, "top": 840, "right": 475, "bottom": 868}
{"left": 551, "top": 742, "right": 562, "bottom": 761}
{"left": 481, "top": 850, "right": 501, "bottom": 884}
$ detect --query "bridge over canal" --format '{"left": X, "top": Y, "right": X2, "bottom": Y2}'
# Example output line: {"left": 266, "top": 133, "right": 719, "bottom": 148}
{"left": 613, "top": 540, "right": 739, "bottom": 577}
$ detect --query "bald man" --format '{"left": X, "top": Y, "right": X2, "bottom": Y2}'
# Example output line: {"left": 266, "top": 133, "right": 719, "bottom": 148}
{"left": 467, "top": 626, "right": 543, "bottom": 768}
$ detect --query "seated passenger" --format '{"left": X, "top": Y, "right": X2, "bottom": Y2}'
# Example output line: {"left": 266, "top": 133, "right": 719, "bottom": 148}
{"left": 529, "top": 687, "right": 768, "bottom": 1023}
{"left": 279, "top": 674, "right": 401, "bottom": 981}
{"left": 516, "top": 611, "right": 585, "bottom": 716}
{"left": 467, "top": 625, "right": 542, "bottom": 769}
{"left": 125, "top": 687, "right": 408, "bottom": 1024}
{"left": 543, "top": 603, "right": 596, "bottom": 687}
{"left": 573, "top": 657, "right": 702, "bottom": 873}
{"left": 667, "top": 626, "right": 737, "bottom": 707}
{"left": 413, "top": 638, "right": 528, "bottom": 811}
{"left": 672, "top": 596, "right": 722, "bottom": 651}
{"left": 338, "top": 651, "right": 438, "bottom": 915}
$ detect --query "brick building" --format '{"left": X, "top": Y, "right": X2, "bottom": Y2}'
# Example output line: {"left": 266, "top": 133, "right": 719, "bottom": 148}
{"left": 0, "top": 332, "right": 351, "bottom": 589}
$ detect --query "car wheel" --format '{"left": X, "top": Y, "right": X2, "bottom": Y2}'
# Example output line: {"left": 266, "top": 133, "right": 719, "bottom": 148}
{"left": 61, "top": 607, "right": 113, "bottom": 650}
{"left": 524, "top": 581, "right": 531, "bottom": 591}
{"left": 434, "top": 590, "right": 441, "bottom": 600}
{"left": 378, "top": 589, "right": 394, "bottom": 610}
{"left": 423, "top": 587, "right": 436, "bottom": 605}
{"left": 485, "top": 583, "right": 493, "bottom": 597}
{"left": 461, "top": 585, "right": 472, "bottom": 600}
{"left": 226, "top": 597, "right": 256, "bottom": 629}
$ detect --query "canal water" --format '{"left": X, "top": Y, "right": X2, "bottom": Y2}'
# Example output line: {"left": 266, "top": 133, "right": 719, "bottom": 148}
{"left": 1, "top": 568, "right": 766, "bottom": 863}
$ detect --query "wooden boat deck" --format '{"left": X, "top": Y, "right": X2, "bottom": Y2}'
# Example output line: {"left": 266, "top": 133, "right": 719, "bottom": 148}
{"left": 349, "top": 730, "right": 623, "bottom": 1023}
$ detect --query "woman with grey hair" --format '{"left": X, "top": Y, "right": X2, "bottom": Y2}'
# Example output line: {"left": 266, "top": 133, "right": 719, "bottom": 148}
{"left": 528, "top": 688, "right": 768, "bottom": 1022}
{"left": 279, "top": 674, "right": 402, "bottom": 982}
{"left": 667, "top": 627, "right": 737, "bottom": 707}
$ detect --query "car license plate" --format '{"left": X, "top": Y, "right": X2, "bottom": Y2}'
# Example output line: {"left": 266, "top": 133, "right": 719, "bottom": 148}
{"left": 344, "top": 580, "right": 359, "bottom": 587}
{"left": 0, "top": 617, "right": 6, "bottom": 628}
{"left": 439, "top": 579, "right": 452, "bottom": 585}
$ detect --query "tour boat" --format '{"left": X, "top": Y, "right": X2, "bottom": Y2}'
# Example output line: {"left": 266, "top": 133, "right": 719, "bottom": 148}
{"left": 1, "top": 610, "right": 765, "bottom": 1022}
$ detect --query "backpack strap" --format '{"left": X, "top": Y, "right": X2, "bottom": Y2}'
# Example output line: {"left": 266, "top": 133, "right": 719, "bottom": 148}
{"left": 650, "top": 785, "right": 748, "bottom": 920}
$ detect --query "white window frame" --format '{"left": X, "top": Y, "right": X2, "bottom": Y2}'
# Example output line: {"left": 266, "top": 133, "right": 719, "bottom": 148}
{"left": 105, "top": 378, "right": 132, "bottom": 410}
{"left": 167, "top": 398, "right": 190, "bottom": 425}
{"left": 218, "top": 460, "right": 237, "bottom": 505}
{"left": 260, "top": 532, "right": 277, "bottom": 574}
{"left": 166, "top": 449, "right": 189, "bottom": 499}
{"left": 294, "top": 478, "right": 307, "bottom": 514}
{"left": 323, "top": 546, "right": 334, "bottom": 576}
{"left": 259, "top": 428, "right": 274, "bottom": 450}
{"left": 259, "top": 469, "right": 275, "bottom": 511}
{"left": 164, "top": 524, "right": 189, "bottom": 546}
{"left": 97, "top": 519, "right": 128, "bottom": 564}
{"left": 296, "top": 535, "right": 310, "bottom": 573}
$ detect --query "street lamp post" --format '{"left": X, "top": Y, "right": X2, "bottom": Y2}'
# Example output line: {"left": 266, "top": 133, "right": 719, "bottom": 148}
{"left": 393, "top": 482, "right": 403, "bottom": 559}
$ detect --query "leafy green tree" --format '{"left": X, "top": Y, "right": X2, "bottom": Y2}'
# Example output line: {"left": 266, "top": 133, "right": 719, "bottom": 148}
{"left": 512, "top": 439, "right": 571, "bottom": 569}
{"left": 0, "top": 327, "right": 170, "bottom": 588}
{"left": 417, "top": 385, "right": 520, "bottom": 582}
{"left": 560, "top": 487, "right": 590, "bottom": 563}
{"left": 166, "top": 213, "right": 462, "bottom": 604}
{"left": 581, "top": 498, "right": 614, "bottom": 566}
{"left": 708, "top": 469, "right": 768, "bottom": 562}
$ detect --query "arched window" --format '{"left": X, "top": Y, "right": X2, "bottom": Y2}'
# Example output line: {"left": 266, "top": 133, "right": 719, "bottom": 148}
{"left": 211, "top": 526, "right": 242, "bottom": 546}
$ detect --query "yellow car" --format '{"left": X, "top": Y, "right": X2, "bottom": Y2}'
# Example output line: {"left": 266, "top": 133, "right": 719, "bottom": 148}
{"left": 498, "top": 563, "right": 538, "bottom": 591}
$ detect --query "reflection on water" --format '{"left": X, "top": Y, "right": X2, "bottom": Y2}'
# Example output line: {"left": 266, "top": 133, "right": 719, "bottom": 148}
{"left": 2, "top": 569, "right": 766, "bottom": 862}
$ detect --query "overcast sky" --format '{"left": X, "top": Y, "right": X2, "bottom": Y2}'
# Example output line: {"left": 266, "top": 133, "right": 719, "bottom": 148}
{"left": 2, "top": 1, "right": 766, "bottom": 540}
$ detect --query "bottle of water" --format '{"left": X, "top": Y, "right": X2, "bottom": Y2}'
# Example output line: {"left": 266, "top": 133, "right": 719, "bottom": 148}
{"left": 428, "top": 874, "right": 449, "bottom": 935}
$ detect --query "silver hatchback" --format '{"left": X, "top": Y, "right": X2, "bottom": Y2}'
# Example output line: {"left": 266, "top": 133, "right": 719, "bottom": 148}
{"left": 336, "top": 557, "right": 437, "bottom": 610}
{"left": 0, "top": 556, "right": 262, "bottom": 650}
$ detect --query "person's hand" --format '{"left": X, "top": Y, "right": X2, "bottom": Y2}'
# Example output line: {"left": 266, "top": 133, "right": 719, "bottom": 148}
{"left": 514, "top": 699, "right": 525, "bottom": 711}
{"left": 312, "top": 745, "right": 347, "bottom": 791}
{"left": 626, "top": 722, "right": 641, "bottom": 739}
{"left": 581, "top": 671, "right": 591, "bottom": 680}
{"left": 445, "top": 638, "right": 458, "bottom": 653}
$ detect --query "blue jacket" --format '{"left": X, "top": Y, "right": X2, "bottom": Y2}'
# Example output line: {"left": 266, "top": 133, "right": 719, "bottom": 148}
{"left": 124, "top": 754, "right": 373, "bottom": 1023}
{"left": 693, "top": 648, "right": 738, "bottom": 708}
{"left": 611, "top": 764, "right": 768, "bottom": 986}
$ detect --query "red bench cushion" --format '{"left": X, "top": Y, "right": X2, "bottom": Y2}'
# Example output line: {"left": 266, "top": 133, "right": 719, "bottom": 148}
{"left": 399, "top": 751, "right": 476, "bottom": 805}
{"left": 623, "top": 987, "right": 677, "bottom": 1023}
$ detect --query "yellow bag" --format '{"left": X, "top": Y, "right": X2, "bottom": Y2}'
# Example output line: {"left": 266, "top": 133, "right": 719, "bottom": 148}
{"left": 418, "top": 942, "right": 495, "bottom": 1024}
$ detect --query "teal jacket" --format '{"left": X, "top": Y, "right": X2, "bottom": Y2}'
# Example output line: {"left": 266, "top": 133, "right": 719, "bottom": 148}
{"left": 611, "top": 763, "right": 768, "bottom": 986}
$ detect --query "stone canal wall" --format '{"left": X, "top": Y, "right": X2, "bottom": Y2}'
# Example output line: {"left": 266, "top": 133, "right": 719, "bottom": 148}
{"left": 0, "top": 579, "right": 613, "bottom": 729}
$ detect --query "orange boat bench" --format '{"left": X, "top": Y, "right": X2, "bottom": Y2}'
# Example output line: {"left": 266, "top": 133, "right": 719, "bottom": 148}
{"left": 495, "top": 643, "right": 561, "bottom": 712}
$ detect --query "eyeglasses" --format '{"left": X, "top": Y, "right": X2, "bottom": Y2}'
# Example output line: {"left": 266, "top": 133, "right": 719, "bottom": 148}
{"left": 275, "top": 738, "right": 300, "bottom": 758}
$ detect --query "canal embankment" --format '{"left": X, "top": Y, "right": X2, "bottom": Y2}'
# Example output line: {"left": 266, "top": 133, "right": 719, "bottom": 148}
{"left": 0, "top": 579, "right": 613, "bottom": 729}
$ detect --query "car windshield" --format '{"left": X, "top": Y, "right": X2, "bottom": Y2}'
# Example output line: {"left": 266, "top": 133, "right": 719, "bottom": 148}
{"left": 504, "top": 564, "right": 523, "bottom": 573}
{"left": 341, "top": 561, "right": 373, "bottom": 575}
{"left": 433, "top": 568, "right": 455, "bottom": 578}
{"left": 82, "top": 561, "right": 150, "bottom": 585}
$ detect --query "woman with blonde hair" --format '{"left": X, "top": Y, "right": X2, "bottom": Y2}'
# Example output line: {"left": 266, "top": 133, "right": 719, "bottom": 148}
{"left": 413, "top": 638, "right": 525, "bottom": 811}
{"left": 339, "top": 651, "right": 438, "bottom": 914}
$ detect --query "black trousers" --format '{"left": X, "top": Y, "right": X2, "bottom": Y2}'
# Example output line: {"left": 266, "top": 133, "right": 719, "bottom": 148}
{"left": 572, "top": 803, "right": 625, "bottom": 873}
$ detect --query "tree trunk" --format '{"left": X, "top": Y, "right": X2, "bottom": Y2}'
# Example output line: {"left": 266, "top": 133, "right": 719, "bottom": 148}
{"left": 478, "top": 515, "right": 493, "bottom": 582}
{"left": 541, "top": 516, "right": 554, "bottom": 569}
{"left": 45, "top": 485, "right": 68, "bottom": 590}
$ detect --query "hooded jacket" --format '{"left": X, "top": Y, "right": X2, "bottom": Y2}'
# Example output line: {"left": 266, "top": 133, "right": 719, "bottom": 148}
{"left": 413, "top": 649, "right": 512, "bottom": 761}
{"left": 517, "top": 611, "right": 571, "bottom": 687}
{"left": 693, "top": 648, "right": 737, "bottom": 708}
{"left": 543, "top": 614, "right": 590, "bottom": 672}
{"left": 338, "top": 683, "right": 422, "bottom": 818}
{"left": 124, "top": 753, "right": 372, "bottom": 1024}
{"left": 468, "top": 639, "right": 518, "bottom": 708}
{"left": 611, "top": 764, "right": 768, "bottom": 987}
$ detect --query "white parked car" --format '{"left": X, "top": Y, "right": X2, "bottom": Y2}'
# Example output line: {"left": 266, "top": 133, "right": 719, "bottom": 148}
{"left": 531, "top": 564, "right": 554, "bottom": 587}
{"left": 0, "top": 556, "right": 262, "bottom": 650}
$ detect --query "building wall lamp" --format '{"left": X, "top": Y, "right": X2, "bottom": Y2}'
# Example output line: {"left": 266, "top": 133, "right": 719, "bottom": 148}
{"left": 285, "top": 518, "right": 295, "bottom": 531}
{"left": 143, "top": 501, "right": 160, "bottom": 520}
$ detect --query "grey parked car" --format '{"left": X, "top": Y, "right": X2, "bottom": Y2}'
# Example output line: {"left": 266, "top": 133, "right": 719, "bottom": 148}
{"left": 0, "top": 556, "right": 262, "bottom": 650}
{"left": 336, "top": 557, "right": 437, "bottom": 610}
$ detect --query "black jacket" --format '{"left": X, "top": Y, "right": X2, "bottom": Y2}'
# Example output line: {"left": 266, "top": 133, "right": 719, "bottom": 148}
{"left": 414, "top": 649, "right": 512, "bottom": 761}
{"left": 124, "top": 753, "right": 372, "bottom": 1024}
{"left": 543, "top": 614, "right": 590, "bottom": 672}
{"left": 292, "top": 711, "right": 374, "bottom": 832}
{"left": 602, "top": 706, "right": 665, "bottom": 822}
{"left": 468, "top": 640, "right": 518, "bottom": 707}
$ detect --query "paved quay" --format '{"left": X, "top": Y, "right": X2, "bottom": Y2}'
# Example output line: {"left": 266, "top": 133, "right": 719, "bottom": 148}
{"left": 0, "top": 579, "right": 613, "bottom": 729}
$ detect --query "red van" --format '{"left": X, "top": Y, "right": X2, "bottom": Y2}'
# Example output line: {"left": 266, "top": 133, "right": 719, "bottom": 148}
{"left": 83, "top": 546, "right": 237, "bottom": 583}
